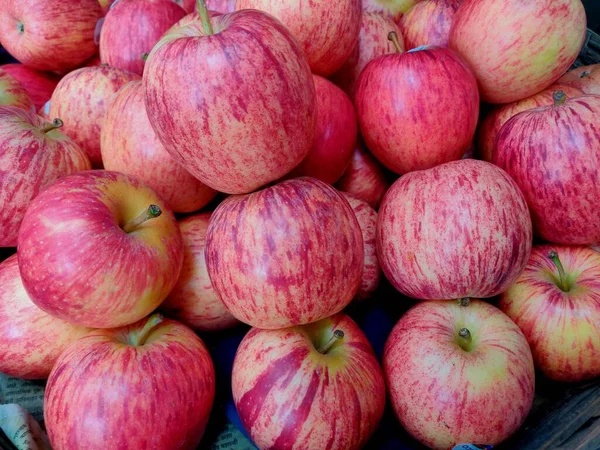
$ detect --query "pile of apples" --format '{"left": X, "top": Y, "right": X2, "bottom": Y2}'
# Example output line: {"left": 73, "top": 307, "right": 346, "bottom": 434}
{"left": 0, "top": 0, "right": 599, "bottom": 449}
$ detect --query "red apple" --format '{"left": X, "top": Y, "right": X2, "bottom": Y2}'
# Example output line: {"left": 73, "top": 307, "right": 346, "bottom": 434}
{"left": 101, "top": 80, "right": 217, "bottom": 213}
{"left": 100, "top": 0, "right": 196, "bottom": 14}
{"left": 0, "top": 107, "right": 91, "bottom": 248}
{"left": 287, "top": 75, "right": 357, "bottom": 185}
{"left": 0, "top": 254, "right": 91, "bottom": 379}
{"left": 232, "top": 313, "right": 386, "bottom": 450}
{"left": 342, "top": 193, "right": 381, "bottom": 300}
{"left": 144, "top": 7, "right": 316, "bottom": 195}
{"left": 0, "top": 0, "right": 102, "bottom": 72}
{"left": 499, "top": 245, "right": 600, "bottom": 382}
{"left": 44, "top": 314, "right": 215, "bottom": 450}
{"left": 336, "top": 142, "right": 392, "bottom": 210}
{"left": 331, "top": 12, "right": 404, "bottom": 99}
{"left": 161, "top": 212, "right": 239, "bottom": 332}
{"left": 355, "top": 42, "right": 479, "bottom": 175}
{"left": 378, "top": 159, "right": 532, "bottom": 300}
{"left": 557, "top": 64, "right": 600, "bottom": 95}
{"left": 17, "top": 170, "right": 184, "bottom": 329}
{"left": 99, "top": 0, "right": 186, "bottom": 76}
{"left": 0, "top": 67, "right": 34, "bottom": 111}
{"left": 205, "top": 177, "right": 363, "bottom": 329}
{"left": 493, "top": 91, "right": 600, "bottom": 245}
{"left": 206, "top": 0, "right": 237, "bottom": 12}
{"left": 49, "top": 66, "right": 140, "bottom": 168}
{"left": 449, "top": 0, "right": 587, "bottom": 104}
{"left": 384, "top": 299, "right": 535, "bottom": 449}
{"left": 362, "top": 0, "right": 424, "bottom": 21}
{"left": 235, "top": 0, "right": 361, "bottom": 76}
{"left": 477, "top": 84, "right": 583, "bottom": 162}
{"left": 1, "top": 64, "right": 61, "bottom": 111}
{"left": 400, "top": 0, "right": 460, "bottom": 50}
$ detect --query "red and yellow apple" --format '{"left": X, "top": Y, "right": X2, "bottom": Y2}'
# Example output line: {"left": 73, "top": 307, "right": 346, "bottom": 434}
{"left": 362, "top": 0, "right": 423, "bottom": 21}
{"left": 0, "top": 68, "right": 34, "bottom": 111}
{"left": 400, "top": 0, "right": 460, "bottom": 50}
{"left": 1, "top": 64, "right": 61, "bottom": 111}
{"left": 558, "top": 64, "right": 600, "bottom": 95}
{"left": 206, "top": 0, "right": 237, "bottom": 12}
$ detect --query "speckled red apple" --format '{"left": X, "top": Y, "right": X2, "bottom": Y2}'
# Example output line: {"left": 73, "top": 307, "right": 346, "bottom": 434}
{"left": 362, "top": 0, "right": 423, "bottom": 21}
{"left": 0, "top": 68, "right": 34, "bottom": 111}
{"left": 400, "top": 0, "right": 460, "bottom": 50}
{"left": 1, "top": 64, "right": 60, "bottom": 111}
{"left": 558, "top": 64, "right": 600, "bottom": 95}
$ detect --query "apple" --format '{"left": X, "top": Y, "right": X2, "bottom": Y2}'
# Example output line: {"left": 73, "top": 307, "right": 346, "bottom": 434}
{"left": 449, "top": 0, "right": 587, "bottom": 104}
{"left": 49, "top": 66, "right": 140, "bottom": 168}
{"left": 384, "top": 299, "right": 535, "bottom": 449}
{"left": 0, "top": 0, "right": 102, "bottom": 72}
{"left": 355, "top": 41, "right": 479, "bottom": 175}
{"left": 206, "top": 0, "right": 237, "bottom": 12}
{"left": 235, "top": 0, "right": 361, "bottom": 76}
{"left": 1, "top": 64, "right": 61, "bottom": 111}
{"left": 286, "top": 75, "right": 357, "bottom": 185}
{"left": 362, "top": 0, "right": 424, "bottom": 21}
{"left": 0, "top": 67, "right": 34, "bottom": 111}
{"left": 477, "top": 84, "right": 583, "bottom": 162}
{"left": 144, "top": 6, "right": 317, "bottom": 195}
{"left": 557, "top": 64, "right": 600, "bottom": 95}
{"left": 499, "top": 245, "right": 600, "bottom": 383}
{"left": 100, "top": 0, "right": 186, "bottom": 76}
{"left": 17, "top": 170, "right": 184, "bottom": 329}
{"left": 101, "top": 80, "right": 217, "bottom": 213}
{"left": 161, "top": 212, "right": 239, "bottom": 332}
{"left": 205, "top": 177, "right": 363, "bottom": 329}
{"left": 82, "top": 54, "right": 102, "bottom": 67}
{"left": 232, "top": 313, "right": 386, "bottom": 450}
{"left": 100, "top": 0, "right": 196, "bottom": 14}
{"left": 400, "top": 0, "right": 461, "bottom": 50}
{"left": 342, "top": 193, "right": 381, "bottom": 300}
{"left": 0, "top": 107, "right": 91, "bottom": 248}
{"left": 331, "top": 12, "right": 404, "bottom": 99}
{"left": 44, "top": 314, "right": 215, "bottom": 450}
{"left": 378, "top": 159, "right": 532, "bottom": 300}
{"left": 493, "top": 91, "right": 600, "bottom": 245}
{"left": 336, "top": 142, "right": 392, "bottom": 210}
{"left": 0, "top": 254, "right": 91, "bottom": 379}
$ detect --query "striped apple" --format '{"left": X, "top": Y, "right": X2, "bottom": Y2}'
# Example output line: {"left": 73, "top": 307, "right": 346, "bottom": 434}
{"left": 232, "top": 313, "right": 386, "bottom": 450}
{"left": 1, "top": 64, "right": 61, "bottom": 111}
{"left": 378, "top": 159, "right": 533, "bottom": 300}
{"left": 205, "top": 178, "right": 363, "bottom": 329}
{"left": 362, "top": 0, "right": 423, "bottom": 21}
{"left": 400, "top": 0, "right": 461, "bottom": 50}
{"left": 499, "top": 245, "right": 600, "bottom": 382}
{"left": 558, "top": 64, "right": 600, "bottom": 95}
{"left": 0, "top": 68, "right": 34, "bottom": 111}
{"left": 205, "top": 0, "right": 237, "bottom": 12}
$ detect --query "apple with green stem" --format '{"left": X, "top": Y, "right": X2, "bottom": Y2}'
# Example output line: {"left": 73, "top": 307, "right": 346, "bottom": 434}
{"left": 499, "top": 245, "right": 600, "bottom": 382}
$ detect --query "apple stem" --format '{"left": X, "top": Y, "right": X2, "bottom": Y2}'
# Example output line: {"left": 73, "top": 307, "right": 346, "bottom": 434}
{"left": 122, "top": 204, "right": 162, "bottom": 233}
{"left": 388, "top": 32, "right": 402, "bottom": 53}
{"left": 196, "top": 0, "right": 214, "bottom": 35}
{"left": 458, "top": 328, "right": 472, "bottom": 351}
{"left": 553, "top": 91, "right": 567, "bottom": 106}
{"left": 548, "top": 250, "right": 570, "bottom": 292}
{"left": 17, "top": 22, "right": 24, "bottom": 33}
{"left": 130, "top": 314, "right": 163, "bottom": 346}
{"left": 317, "top": 329, "right": 344, "bottom": 354}
{"left": 41, "top": 118, "right": 63, "bottom": 133}
{"left": 141, "top": 53, "right": 149, "bottom": 61}
{"left": 457, "top": 298, "right": 470, "bottom": 307}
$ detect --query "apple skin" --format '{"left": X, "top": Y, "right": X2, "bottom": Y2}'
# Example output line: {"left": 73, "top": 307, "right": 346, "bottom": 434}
{"left": 331, "top": 12, "right": 404, "bottom": 100}
{"left": 493, "top": 93, "right": 600, "bottom": 245}
{"left": 342, "top": 193, "right": 382, "bottom": 300}
{"left": 49, "top": 66, "right": 140, "bottom": 168}
{"left": 558, "top": 64, "right": 600, "bottom": 95}
{"left": 1, "top": 64, "right": 60, "bottom": 111}
{"left": 477, "top": 84, "right": 583, "bottom": 162}
{"left": 362, "top": 0, "right": 423, "bottom": 21}
{"left": 287, "top": 75, "right": 357, "bottom": 185}
{"left": 0, "top": 67, "right": 34, "bottom": 111}
{"left": 99, "top": 0, "right": 186, "bottom": 76}
{"left": 44, "top": 315, "right": 215, "bottom": 450}
{"left": 235, "top": 0, "right": 361, "bottom": 77}
{"left": 17, "top": 170, "right": 184, "bottom": 329}
{"left": 99, "top": 0, "right": 196, "bottom": 14}
{"left": 378, "top": 159, "right": 533, "bottom": 300}
{"left": 499, "top": 245, "right": 600, "bottom": 383}
{"left": 449, "top": 0, "right": 587, "bottom": 104}
{"left": 144, "top": 10, "right": 317, "bottom": 195}
{"left": 161, "top": 212, "right": 239, "bottom": 332}
{"left": 355, "top": 46, "right": 479, "bottom": 175}
{"left": 384, "top": 299, "right": 535, "bottom": 449}
{"left": 0, "top": 106, "right": 91, "bottom": 248}
{"left": 206, "top": 0, "right": 237, "bottom": 12}
{"left": 232, "top": 313, "right": 386, "bottom": 450}
{"left": 205, "top": 177, "right": 364, "bottom": 329}
{"left": 0, "top": 255, "right": 92, "bottom": 379}
{"left": 101, "top": 80, "right": 217, "bottom": 213}
{"left": 0, "top": 0, "right": 102, "bottom": 72}
{"left": 336, "top": 142, "right": 392, "bottom": 210}
{"left": 400, "top": 0, "right": 460, "bottom": 50}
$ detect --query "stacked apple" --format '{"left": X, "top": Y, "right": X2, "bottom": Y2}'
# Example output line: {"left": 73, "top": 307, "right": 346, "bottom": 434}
{"left": 0, "top": 0, "right": 598, "bottom": 449}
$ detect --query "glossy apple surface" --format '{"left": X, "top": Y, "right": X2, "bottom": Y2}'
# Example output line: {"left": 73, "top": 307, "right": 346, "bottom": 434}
{"left": 400, "top": 0, "right": 460, "bottom": 50}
